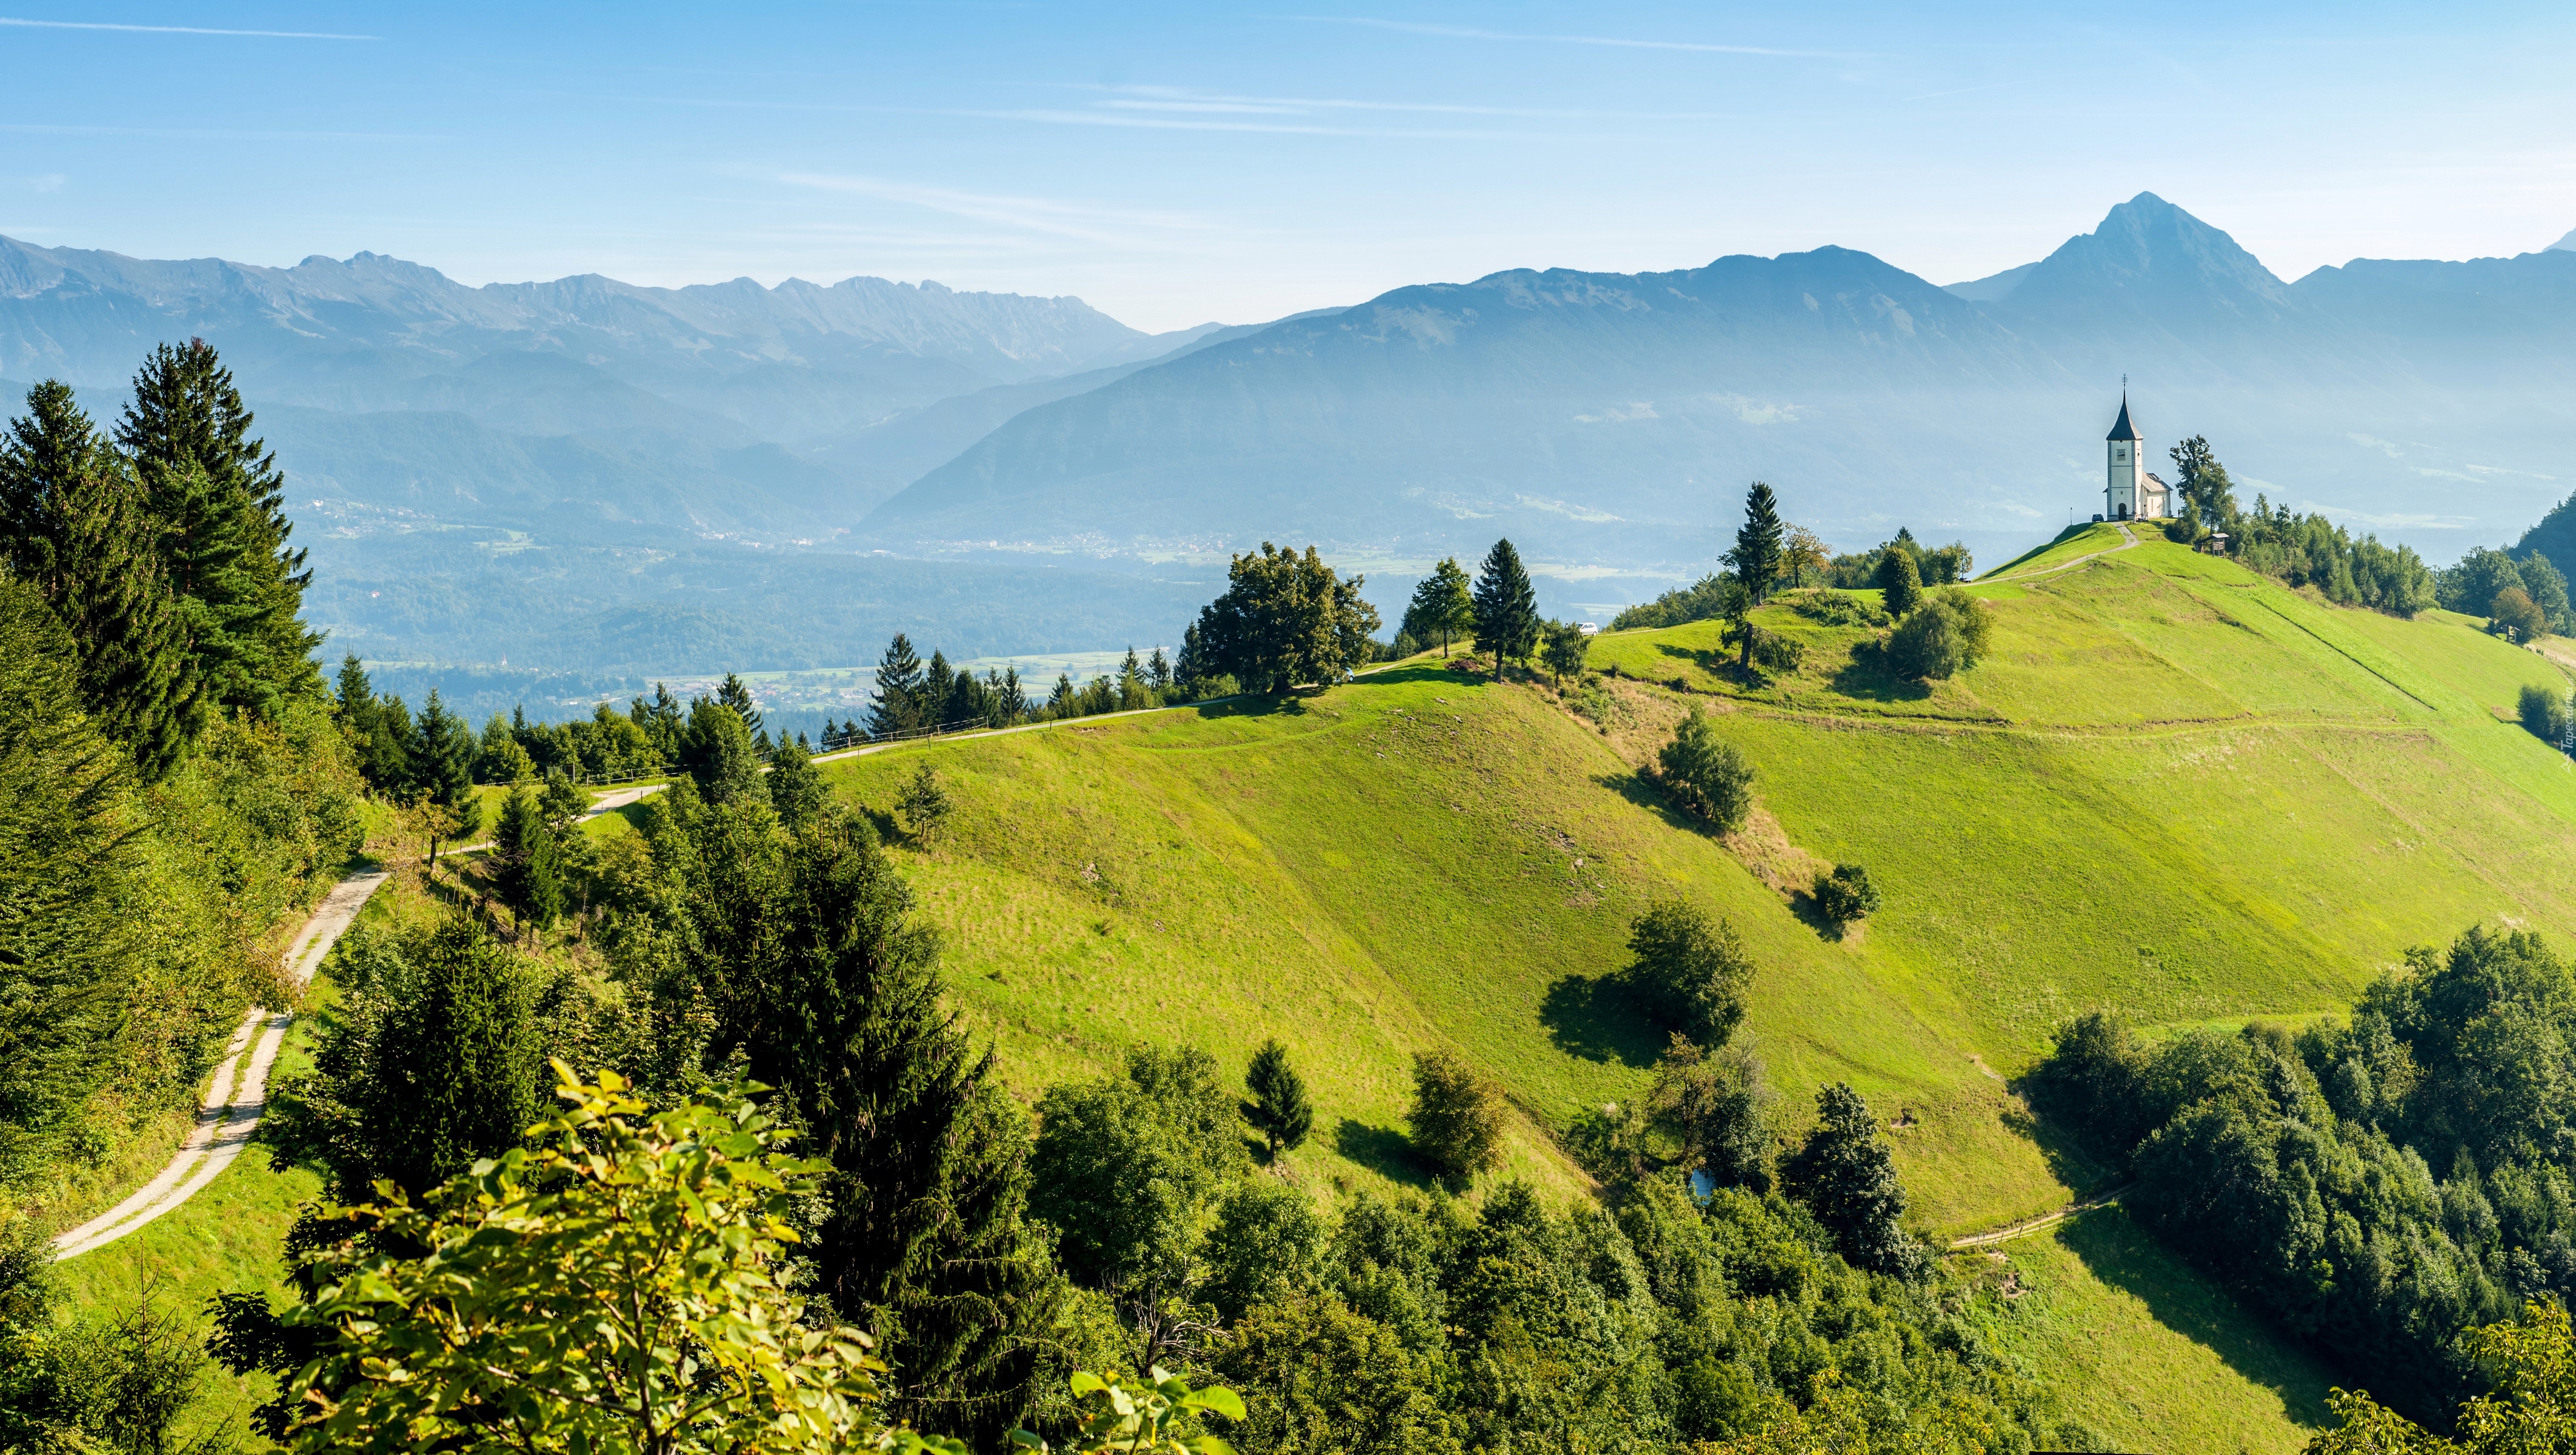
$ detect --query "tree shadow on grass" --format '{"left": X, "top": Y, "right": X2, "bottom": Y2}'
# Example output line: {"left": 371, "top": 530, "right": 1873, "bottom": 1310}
{"left": 1592, "top": 769, "right": 1711, "bottom": 838}
{"left": 1333, "top": 1118, "right": 1436, "bottom": 1191}
{"left": 1540, "top": 974, "right": 1663, "bottom": 1068}
{"left": 2001, "top": 1097, "right": 2120, "bottom": 1197}
{"left": 1827, "top": 644, "right": 1931, "bottom": 703}
{"left": 2055, "top": 1205, "right": 2336, "bottom": 1430}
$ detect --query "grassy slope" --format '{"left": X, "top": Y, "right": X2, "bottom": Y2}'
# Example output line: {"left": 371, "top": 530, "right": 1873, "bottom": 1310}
{"left": 815, "top": 537, "right": 2574, "bottom": 1453}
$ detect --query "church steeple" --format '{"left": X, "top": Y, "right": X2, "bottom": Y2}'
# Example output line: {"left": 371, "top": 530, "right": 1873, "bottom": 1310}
{"left": 2104, "top": 392, "right": 2144, "bottom": 520}
{"left": 2106, "top": 393, "right": 2140, "bottom": 442}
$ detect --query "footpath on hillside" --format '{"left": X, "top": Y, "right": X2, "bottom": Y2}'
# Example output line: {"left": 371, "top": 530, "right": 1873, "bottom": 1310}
{"left": 50, "top": 784, "right": 666, "bottom": 1259}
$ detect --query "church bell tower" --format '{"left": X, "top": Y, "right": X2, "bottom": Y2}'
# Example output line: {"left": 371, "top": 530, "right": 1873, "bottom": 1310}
{"left": 2105, "top": 393, "right": 2143, "bottom": 520}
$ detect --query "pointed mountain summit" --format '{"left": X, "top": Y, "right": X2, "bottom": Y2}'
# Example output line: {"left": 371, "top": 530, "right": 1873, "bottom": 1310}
{"left": 2551, "top": 227, "right": 2576, "bottom": 252}
{"left": 1996, "top": 192, "right": 2296, "bottom": 327}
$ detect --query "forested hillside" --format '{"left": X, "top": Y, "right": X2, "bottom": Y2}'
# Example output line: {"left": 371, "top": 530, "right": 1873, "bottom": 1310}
{"left": 0, "top": 343, "right": 367, "bottom": 1445}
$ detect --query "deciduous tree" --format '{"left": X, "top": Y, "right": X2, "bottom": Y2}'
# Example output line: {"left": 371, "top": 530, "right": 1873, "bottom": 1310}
{"left": 1407, "top": 1051, "right": 1506, "bottom": 1178}
{"left": 1780, "top": 1082, "right": 1925, "bottom": 1279}
{"left": 1190, "top": 543, "right": 1382, "bottom": 694}
{"left": 1621, "top": 901, "right": 1753, "bottom": 1045}
{"left": 1656, "top": 704, "right": 1753, "bottom": 832}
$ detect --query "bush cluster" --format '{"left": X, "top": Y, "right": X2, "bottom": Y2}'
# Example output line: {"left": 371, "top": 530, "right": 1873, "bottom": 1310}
{"left": 2030, "top": 925, "right": 2576, "bottom": 1422}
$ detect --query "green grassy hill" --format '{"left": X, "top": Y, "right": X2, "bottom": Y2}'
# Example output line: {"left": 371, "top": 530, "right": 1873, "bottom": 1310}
{"left": 815, "top": 530, "right": 2575, "bottom": 1453}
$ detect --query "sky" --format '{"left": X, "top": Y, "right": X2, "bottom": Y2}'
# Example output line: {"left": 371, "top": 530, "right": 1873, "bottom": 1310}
{"left": 1, "top": 2, "right": 2571, "bottom": 333}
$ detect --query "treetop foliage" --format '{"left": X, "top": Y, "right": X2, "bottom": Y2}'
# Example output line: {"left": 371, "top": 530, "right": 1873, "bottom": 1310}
{"left": 1190, "top": 542, "right": 1381, "bottom": 694}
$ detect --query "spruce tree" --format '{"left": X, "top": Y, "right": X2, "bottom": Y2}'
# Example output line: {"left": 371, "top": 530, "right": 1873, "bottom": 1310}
{"left": 1470, "top": 538, "right": 1540, "bottom": 677}
{"left": 739, "top": 811, "right": 1059, "bottom": 1442}
{"left": 870, "top": 634, "right": 926, "bottom": 739}
{"left": 923, "top": 651, "right": 955, "bottom": 728}
{"left": 117, "top": 340, "right": 319, "bottom": 717}
{"left": 716, "top": 672, "right": 764, "bottom": 741}
{"left": 492, "top": 784, "right": 564, "bottom": 932}
{"left": 1243, "top": 1039, "right": 1314, "bottom": 1155}
{"left": 413, "top": 689, "right": 478, "bottom": 811}
{"left": 0, "top": 381, "right": 199, "bottom": 778}
{"left": 1729, "top": 481, "right": 1787, "bottom": 601}
{"left": 678, "top": 699, "right": 769, "bottom": 808}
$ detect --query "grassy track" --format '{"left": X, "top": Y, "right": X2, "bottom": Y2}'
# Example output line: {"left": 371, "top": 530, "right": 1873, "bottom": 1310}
{"left": 813, "top": 537, "right": 2574, "bottom": 1451}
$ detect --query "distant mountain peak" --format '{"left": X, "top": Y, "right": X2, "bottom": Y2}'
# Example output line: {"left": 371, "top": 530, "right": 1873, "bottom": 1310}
{"left": 2551, "top": 227, "right": 2575, "bottom": 253}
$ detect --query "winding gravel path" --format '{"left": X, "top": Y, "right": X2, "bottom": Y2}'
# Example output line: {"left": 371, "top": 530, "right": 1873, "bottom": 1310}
{"left": 50, "top": 868, "right": 388, "bottom": 1260}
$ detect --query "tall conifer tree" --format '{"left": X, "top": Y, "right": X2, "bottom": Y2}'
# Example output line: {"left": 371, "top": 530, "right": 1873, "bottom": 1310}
{"left": 870, "top": 634, "right": 926, "bottom": 739}
{"left": 1471, "top": 538, "right": 1540, "bottom": 676}
{"left": 716, "top": 672, "right": 764, "bottom": 741}
{"left": 1729, "top": 481, "right": 1786, "bottom": 602}
{"left": 119, "top": 341, "right": 321, "bottom": 717}
{"left": 0, "top": 382, "right": 198, "bottom": 777}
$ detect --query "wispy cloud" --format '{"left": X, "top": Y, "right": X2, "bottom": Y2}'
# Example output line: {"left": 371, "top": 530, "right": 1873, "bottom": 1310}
{"left": 956, "top": 106, "right": 1521, "bottom": 141}
{"left": 0, "top": 15, "right": 376, "bottom": 39}
{"left": 1083, "top": 83, "right": 1737, "bottom": 122}
{"left": 1296, "top": 16, "right": 1847, "bottom": 59}
{"left": 775, "top": 174, "right": 1211, "bottom": 247}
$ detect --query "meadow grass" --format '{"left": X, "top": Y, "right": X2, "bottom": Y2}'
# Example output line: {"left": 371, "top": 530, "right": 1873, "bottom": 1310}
{"left": 807, "top": 538, "right": 2576, "bottom": 1448}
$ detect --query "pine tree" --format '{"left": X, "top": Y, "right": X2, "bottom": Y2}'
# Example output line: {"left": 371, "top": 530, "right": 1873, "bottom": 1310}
{"left": 870, "top": 634, "right": 926, "bottom": 739}
{"left": 1146, "top": 647, "right": 1172, "bottom": 692}
{"left": 117, "top": 340, "right": 318, "bottom": 718}
{"left": 1243, "top": 1039, "right": 1314, "bottom": 1155}
{"left": 1404, "top": 556, "right": 1475, "bottom": 654}
{"left": 0, "top": 383, "right": 198, "bottom": 779}
{"left": 1728, "top": 481, "right": 1787, "bottom": 602}
{"left": 1470, "top": 538, "right": 1540, "bottom": 677}
{"left": 716, "top": 672, "right": 764, "bottom": 741}
{"left": 371, "top": 694, "right": 418, "bottom": 796}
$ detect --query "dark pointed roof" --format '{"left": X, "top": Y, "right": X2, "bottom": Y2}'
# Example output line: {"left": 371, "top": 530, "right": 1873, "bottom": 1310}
{"left": 2106, "top": 394, "right": 2140, "bottom": 441}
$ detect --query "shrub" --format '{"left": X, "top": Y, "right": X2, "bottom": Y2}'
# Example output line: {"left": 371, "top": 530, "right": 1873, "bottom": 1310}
{"left": 2519, "top": 683, "right": 2571, "bottom": 749}
{"left": 2492, "top": 586, "right": 2549, "bottom": 642}
{"left": 1621, "top": 901, "right": 1753, "bottom": 1045}
{"left": 1811, "top": 863, "right": 1880, "bottom": 924}
{"left": 1875, "top": 547, "right": 1923, "bottom": 617}
{"left": 1779, "top": 588, "right": 1887, "bottom": 629}
{"left": 2163, "top": 506, "right": 2203, "bottom": 544}
{"left": 1748, "top": 630, "right": 1805, "bottom": 672}
{"left": 1885, "top": 600, "right": 1961, "bottom": 679}
{"left": 1407, "top": 1051, "right": 1506, "bottom": 1177}
{"left": 1656, "top": 704, "right": 1753, "bottom": 832}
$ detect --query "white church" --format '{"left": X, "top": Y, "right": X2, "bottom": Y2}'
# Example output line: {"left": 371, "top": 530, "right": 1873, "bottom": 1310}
{"left": 2100, "top": 395, "right": 2172, "bottom": 521}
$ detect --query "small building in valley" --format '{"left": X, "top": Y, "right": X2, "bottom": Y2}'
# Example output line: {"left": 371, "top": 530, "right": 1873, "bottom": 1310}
{"left": 2103, "top": 395, "right": 2171, "bottom": 521}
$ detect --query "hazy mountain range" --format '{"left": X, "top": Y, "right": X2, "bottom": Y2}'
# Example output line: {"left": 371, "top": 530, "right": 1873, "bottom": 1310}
{"left": 2, "top": 193, "right": 2571, "bottom": 705}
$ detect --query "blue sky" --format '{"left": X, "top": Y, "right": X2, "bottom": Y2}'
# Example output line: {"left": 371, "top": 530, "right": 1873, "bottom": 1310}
{"left": 1, "top": 2, "right": 2569, "bottom": 331}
